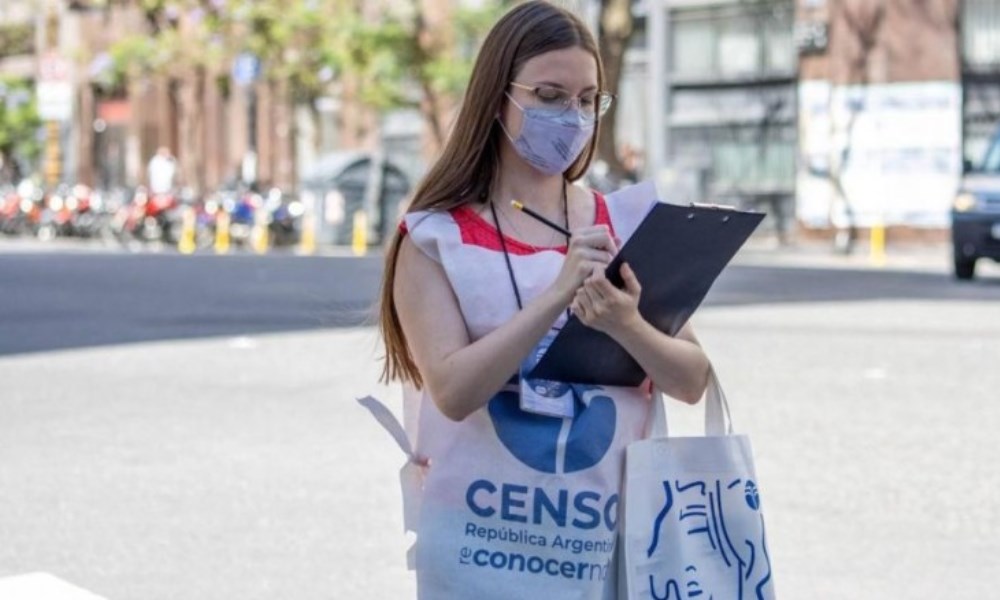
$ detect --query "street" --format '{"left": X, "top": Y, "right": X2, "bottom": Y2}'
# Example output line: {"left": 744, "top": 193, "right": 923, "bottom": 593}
{"left": 2, "top": 248, "right": 1000, "bottom": 599}
{"left": 0, "top": 251, "right": 383, "bottom": 356}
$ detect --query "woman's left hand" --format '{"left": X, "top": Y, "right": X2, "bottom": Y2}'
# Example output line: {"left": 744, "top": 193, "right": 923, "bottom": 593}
{"left": 570, "top": 262, "right": 642, "bottom": 338}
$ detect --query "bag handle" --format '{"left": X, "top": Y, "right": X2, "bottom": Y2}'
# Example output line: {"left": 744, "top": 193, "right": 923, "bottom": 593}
{"left": 704, "top": 368, "right": 734, "bottom": 436}
{"left": 645, "top": 367, "right": 734, "bottom": 439}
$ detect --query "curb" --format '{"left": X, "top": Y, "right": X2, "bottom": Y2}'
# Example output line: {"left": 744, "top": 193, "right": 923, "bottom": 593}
{"left": 0, "top": 239, "right": 384, "bottom": 259}
{"left": 733, "top": 239, "right": 953, "bottom": 273}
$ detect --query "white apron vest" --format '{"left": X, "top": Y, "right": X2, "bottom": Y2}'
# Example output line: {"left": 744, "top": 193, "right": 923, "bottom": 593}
{"left": 394, "top": 182, "right": 661, "bottom": 600}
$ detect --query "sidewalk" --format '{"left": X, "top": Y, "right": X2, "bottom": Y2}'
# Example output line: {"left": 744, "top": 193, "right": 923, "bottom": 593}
{"left": 0, "top": 236, "right": 372, "bottom": 259}
{"left": 0, "top": 236, "right": 123, "bottom": 255}
{"left": 4, "top": 233, "right": 996, "bottom": 278}
{"left": 734, "top": 234, "right": 957, "bottom": 274}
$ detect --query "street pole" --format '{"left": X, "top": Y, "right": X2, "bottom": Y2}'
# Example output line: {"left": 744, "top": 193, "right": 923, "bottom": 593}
{"left": 246, "top": 83, "right": 257, "bottom": 185}
{"left": 235, "top": 53, "right": 260, "bottom": 187}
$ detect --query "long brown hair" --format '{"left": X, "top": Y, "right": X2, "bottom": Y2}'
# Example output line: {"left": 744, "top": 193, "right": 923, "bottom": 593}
{"left": 379, "top": 0, "right": 606, "bottom": 386}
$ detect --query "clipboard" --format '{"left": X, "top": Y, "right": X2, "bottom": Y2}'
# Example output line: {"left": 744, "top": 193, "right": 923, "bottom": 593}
{"left": 528, "top": 201, "right": 764, "bottom": 387}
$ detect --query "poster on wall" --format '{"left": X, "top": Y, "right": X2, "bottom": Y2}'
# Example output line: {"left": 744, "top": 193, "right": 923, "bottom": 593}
{"left": 796, "top": 81, "right": 962, "bottom": 229}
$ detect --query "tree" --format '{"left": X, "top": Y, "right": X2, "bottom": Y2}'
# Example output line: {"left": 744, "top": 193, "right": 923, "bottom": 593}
{"left": 0, "top": 77, "right": 42, "bottom": 184}
{"left": 824, "top": 0, "right": 887, "bottom": 254}
{"left": 322, "top": 0, "right": 509, "bottom": 152}
{"left": 214, "top": 0, "right": 505, "bottom": 172}
{"left": 103, "top": 0, "right": 230, "bottom": 193}
{"left": 597, "top": 0, "right": 635, "bottom": 181}
{"left": 103, "top": 0, "right": 507, "bottom": 188}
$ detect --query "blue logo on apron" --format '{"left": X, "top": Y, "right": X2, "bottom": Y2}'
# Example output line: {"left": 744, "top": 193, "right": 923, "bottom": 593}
{"left": 488, "top": 386, "right": 616, "bottom": 474}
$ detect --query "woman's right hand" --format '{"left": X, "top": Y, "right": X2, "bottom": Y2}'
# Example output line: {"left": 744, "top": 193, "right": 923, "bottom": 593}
{"left": 550, "top": 224, "right": 619, "bottom": 303}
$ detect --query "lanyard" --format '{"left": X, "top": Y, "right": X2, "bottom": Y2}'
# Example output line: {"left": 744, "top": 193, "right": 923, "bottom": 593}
{"left": 488, "top": 183, "right": 569, "bottom": 314}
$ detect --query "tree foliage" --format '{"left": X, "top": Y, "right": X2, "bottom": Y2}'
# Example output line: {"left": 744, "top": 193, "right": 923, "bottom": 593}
{"left": 0, "top": 77, "right": 42, "bottom": 182}
{"left": 105, "top": 0, "right": 506, "bottom": 122}
{"left": 102, "top": 0, "right": 227, "bottom": 90}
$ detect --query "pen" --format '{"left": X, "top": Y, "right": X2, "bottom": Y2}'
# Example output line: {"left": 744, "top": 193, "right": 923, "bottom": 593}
{"left": 510, "top": 200, "right": 572, "bottom": 237}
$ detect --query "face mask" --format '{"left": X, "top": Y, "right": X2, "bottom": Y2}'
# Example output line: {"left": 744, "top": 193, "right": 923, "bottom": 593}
{"left": 499, "top": 93, "right": 595, "bottom": 176}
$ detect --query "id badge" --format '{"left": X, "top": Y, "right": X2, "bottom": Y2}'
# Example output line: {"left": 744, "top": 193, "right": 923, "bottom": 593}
{"left": 518, "top": 328, "right": 574, "bottom": 418}
{"left": 519, "top": 371, "right": 575, "bottom": 418}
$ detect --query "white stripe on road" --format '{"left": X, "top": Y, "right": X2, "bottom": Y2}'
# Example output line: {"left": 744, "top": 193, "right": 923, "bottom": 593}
{"left": 0, "top": 573, "right": 107, "bottom": 600}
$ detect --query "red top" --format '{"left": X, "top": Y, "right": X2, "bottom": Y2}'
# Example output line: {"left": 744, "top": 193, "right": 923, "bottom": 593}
{"left": 398, "top": 192, "right": 613, "bottom": 256}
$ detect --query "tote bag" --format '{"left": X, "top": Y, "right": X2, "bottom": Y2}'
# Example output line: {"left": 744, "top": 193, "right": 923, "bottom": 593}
{"left": 358, "top": 391, "right": 627, "bottom": 600}
{"left": 619, "top": 370, "right": 776, "bottom": 599}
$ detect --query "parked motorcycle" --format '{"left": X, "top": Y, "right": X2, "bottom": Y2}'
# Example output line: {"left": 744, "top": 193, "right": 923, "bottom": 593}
{"left": 0, "top": 186, "right": 24, "bottom": 235}
{"left": 9, "top": 180, "right": 45, "bottom": 237}
{"left": 36, "top": 185, "right": 75, "bottom": 241}
{"left": 222, "top": 187, "right": 260, "bottom": 249}
{"left": 111, "top": 186, "right": 183, "bottom": 245}
{"left": 264, "top": 187, "right": 304, "bottom": 247}
{"left": 65, "top": 184, "right": 106, "bottom": 238}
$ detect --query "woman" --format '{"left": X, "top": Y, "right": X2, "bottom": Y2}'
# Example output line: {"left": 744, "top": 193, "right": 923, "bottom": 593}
{"left": 377, "top": 2, "right": 710, "bottom": 597}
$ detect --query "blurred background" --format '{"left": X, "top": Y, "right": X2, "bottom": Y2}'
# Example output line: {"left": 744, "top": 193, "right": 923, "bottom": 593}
{"left": 0, "top": 0, "right": 996, "bottom": 263}
{"left": 2, "top": 1, "right": 1000, "bottom": 599}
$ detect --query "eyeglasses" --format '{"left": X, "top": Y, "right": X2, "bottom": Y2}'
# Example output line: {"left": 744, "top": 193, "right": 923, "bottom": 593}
{"left": 509, "top": 82, "right": 615, "bottom": 118}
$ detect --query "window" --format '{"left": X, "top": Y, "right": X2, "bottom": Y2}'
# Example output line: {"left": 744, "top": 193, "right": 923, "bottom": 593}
{"left": 717, "top": 15, "right": 759, "bottom": 77}
{"left": 962, "top": 81, "right": 1000, "bottom": 164}
{"left": 764, "top": 8, "right": 795, "bottom": 72}
{"left": 981, "top": 135, "right": 1000, "bottom": 173}
{"left": 672, "top": 18, "right": 714, "bottom": 77}
{"left": 670, "top": 2, "right": 794, "bottom": 81}
{"left": 964, "top": 0, "right": 1000, "bottom": 68}
{"left": 670, "top": 124, "right": 796, "bottom": 194}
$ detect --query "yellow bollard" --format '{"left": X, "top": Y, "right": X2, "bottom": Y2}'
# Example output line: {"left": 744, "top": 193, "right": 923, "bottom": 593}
{"left": 177, "top": 206, "right": 197, "bottom": 255}
{"left": 352, "top": 210, "right": 368, "bottom": 257}
{"left": 298, "top": 213, "right": 316, "bottom": 256}
{"left": 869, "top": 219, "right": 886, "bottom": 267}
{"left": 44, "top": 121, "right": 61, "bottom": 188}
{"left": 215, "top": 211, "right": 231, "bottom": 255}
{"left": 251, "top": 206, "right": 269, "bottom": 255}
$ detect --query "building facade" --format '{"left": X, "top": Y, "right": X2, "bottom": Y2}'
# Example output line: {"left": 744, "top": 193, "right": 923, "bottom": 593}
{"left": 795, "top": 0, "right": 961, "bottom": 230}
{"left": 648, "top": 0, "right": 797, "bottom": 236}
{"left": 75, "top": 1, "right": 302, "bottom": 194}
{"left": 0, "top": 0, "right": 380, "bottom": 193}
{"left": 962, "top": 0, "right": 1000, "bottom": 162}
{"left": 648, "top": 0, "right": 1000, "bottom": 233}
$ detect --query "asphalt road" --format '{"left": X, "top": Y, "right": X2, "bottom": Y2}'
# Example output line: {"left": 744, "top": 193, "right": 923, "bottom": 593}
{"left": 2, "top": 250, "right": 998, "bottom": 356}
{"left": 2, "top": 249, "right": 1000, "bottom": 599}
{"left": 0, "top": 253, "right": 384, "bottom": 356}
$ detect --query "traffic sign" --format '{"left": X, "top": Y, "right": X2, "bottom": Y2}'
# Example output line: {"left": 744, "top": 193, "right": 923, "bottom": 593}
{"left": 232, "top": 52, "right": 261, "bottom": 86}
{"left": 39, "top": 52, "right": 71, "bottom": 83}
{"left": 37, "top": 82, "right": 73, "bottom": 121}
{"left": 37, "top": 52, "right": 73, "bottom": 122}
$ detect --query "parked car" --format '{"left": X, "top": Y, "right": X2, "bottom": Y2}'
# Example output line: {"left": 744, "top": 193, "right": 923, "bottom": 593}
{"left": 952, "top": 128, "right": 1000, "bottom": 279}
{"left": 298, "top": 151, "right": 411, "bottom": 246}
